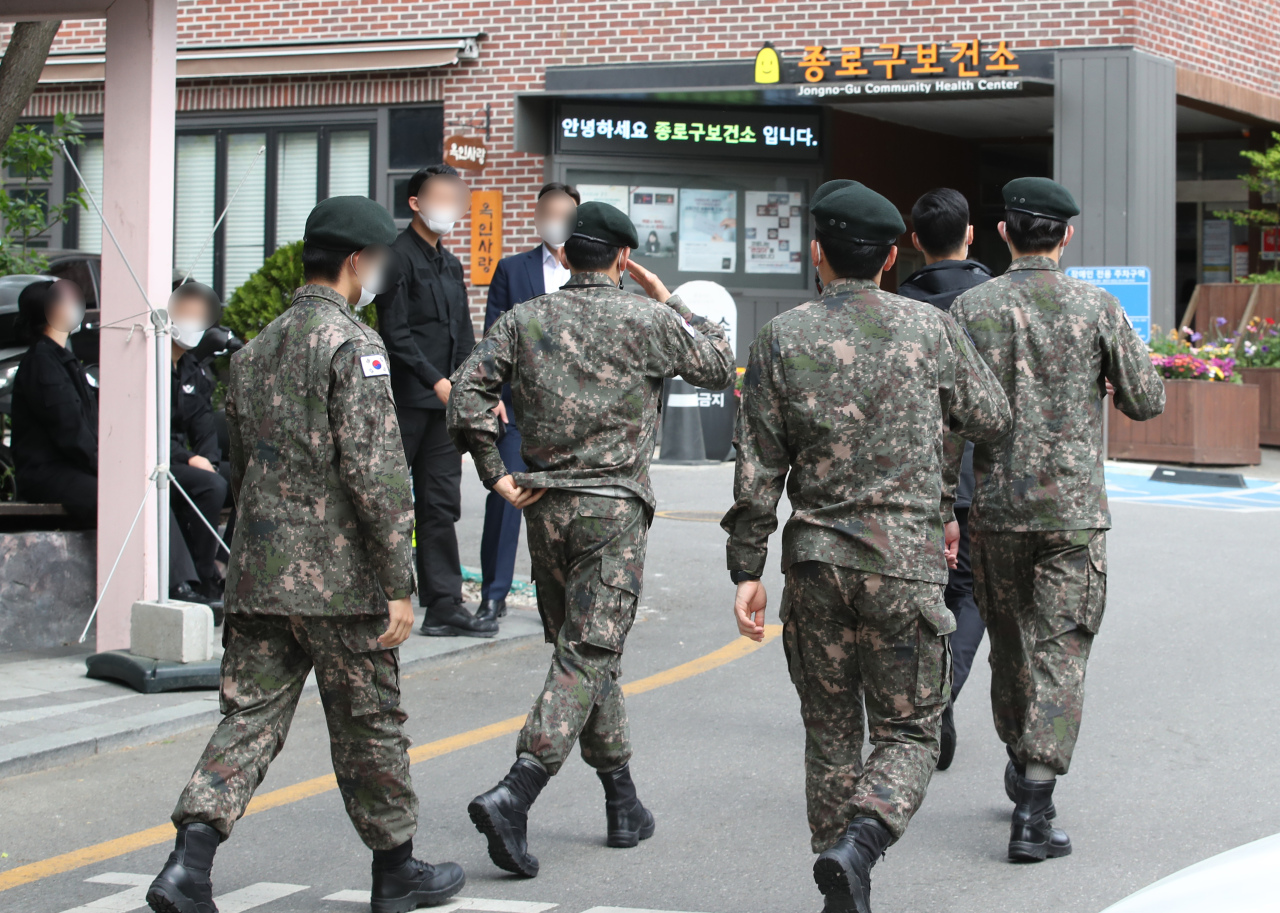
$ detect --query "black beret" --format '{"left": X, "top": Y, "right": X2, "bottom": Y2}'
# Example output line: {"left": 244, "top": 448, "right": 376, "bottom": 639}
{"left": 1003, "top": 177, "right": 1080, "bottom": 222}
{"left": 809, "top": 179, "right": 859, "bottom": 210}
{"left": 810, "top": 182, "right": 905, "bottom": 245}
{"left": 304, "top": 196, "right": 397, "bottom": 250}
{"left": 571, "top": 201, "right": 638, "bottom": 249}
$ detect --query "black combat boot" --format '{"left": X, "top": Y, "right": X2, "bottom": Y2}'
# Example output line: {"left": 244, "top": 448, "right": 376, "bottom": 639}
{"left": 146, "top": 822, "right": 220, "bottom": 913}
{"left": 597, "top": 764, "right": 656, "bottom": 848}
{"left": 1008, "top": 775, "right": 1072, "bottom": 862}
{"left": 1003, "top": 745, "right": 1056, "bottom": 819}
{"left": 370, "top": 839, "right": 466, "bottom": 913}
{"left": 420, "top": 600, "right": 498, "bottom": 638}
{"left": 812, "top": 816, "right": 892, "bottom": 913}
{"left": 468, "top": 758, "right": 549, "bottom": 877}
{"left": 936, "top": 701, "right": 956, "bottom": 771}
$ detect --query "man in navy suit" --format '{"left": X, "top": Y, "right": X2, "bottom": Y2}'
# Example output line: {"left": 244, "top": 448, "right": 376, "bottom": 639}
{"left": 476, "top": 182, "right": 581, "bottom": 625}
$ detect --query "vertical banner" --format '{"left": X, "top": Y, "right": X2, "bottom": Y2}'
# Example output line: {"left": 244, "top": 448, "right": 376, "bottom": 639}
{"left": 470, "top": 190, "right": 502, "bottom": 286}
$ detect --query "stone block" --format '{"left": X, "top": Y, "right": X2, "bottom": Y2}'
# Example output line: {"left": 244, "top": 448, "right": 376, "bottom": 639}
{"left": 0, "top": 530, "right": 96, "bottom": 652}
{"left": 130, "top": 600, "right": 214, "bottom": 663}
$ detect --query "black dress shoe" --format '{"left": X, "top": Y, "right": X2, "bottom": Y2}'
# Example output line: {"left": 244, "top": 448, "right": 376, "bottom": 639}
{"left": 598, "top": 763, "right": 655, "bottom": 848}
{"left": 1004, "top": 745, "right": 1056, "bottom": 819}
{"left": 936, "top": 701, "right": 956, "bottom": 771}
{"left": 370, "top": 857, "right": 465, "bottom": 913}
{"left": 420, "top": 601, "right": 498, "bottom": 638}
{"left": 171, "top": 583, "right": 224, "bottom": 626}
{"left": 468, "top": 758, "right": 549, "bottom": 877}
{"left": 146, "top": 822, "right": 220, "bottom": 913}
{"left": 813, "top": 816, "right": 892, "bottom": 913}
{"left": 476, "top": 597, "right": 508, "bottom": 624}
{"left": 1008, "top": 775, "right": 1072, "bottom": 862}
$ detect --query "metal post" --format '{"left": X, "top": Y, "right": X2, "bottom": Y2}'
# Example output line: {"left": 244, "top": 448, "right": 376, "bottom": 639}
{"left": 153, "top": 308, "right": 171, "bottom": 602}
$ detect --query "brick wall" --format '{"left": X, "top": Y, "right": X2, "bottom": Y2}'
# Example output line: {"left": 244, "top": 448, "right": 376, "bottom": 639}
{"left": 10, "top": 0, "right": 1280, "bottom": 325}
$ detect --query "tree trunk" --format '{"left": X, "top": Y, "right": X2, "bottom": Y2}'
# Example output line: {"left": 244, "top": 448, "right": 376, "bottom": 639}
{"left": 0, "top": 21, "right": 61, "bottom": 149}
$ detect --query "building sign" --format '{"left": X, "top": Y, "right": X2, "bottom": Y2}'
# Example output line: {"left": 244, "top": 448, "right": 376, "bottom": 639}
{"left": 1066, "top": 267, "right": 1151, "bottom": 343}
{"left": 444, "top": 135, "right": 487, "bottom": 171}
{"left": 470, "top": 190, "right": 501, "bottom": 286}
{"left": 555, "top": 102, "right": 821, "bottom": 162}
{"left": 761, "top": 39, "right": 1019, "bottom": 84}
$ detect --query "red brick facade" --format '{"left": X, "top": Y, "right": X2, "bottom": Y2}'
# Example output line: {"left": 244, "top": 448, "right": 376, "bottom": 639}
{"left": 11, "top": 0, "right": 1280, "bottom": 323}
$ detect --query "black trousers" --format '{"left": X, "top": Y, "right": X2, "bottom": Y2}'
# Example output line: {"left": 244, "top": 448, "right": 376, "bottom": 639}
{"left": 171, "top": 461, "right": 229, "bottom": 584}
{"left": 16, "top": 461, "right": 200, "bottom": 586}
{"left": 945, "top": 506, "right": 987, "bottom": 699}
{"left": 397, "top": 406, "right": 462, "bottom": 611}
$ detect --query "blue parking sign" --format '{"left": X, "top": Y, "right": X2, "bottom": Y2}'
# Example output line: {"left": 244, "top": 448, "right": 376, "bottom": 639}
{"left": 1065, "top": 266, "right": 1151, "bottom": 343}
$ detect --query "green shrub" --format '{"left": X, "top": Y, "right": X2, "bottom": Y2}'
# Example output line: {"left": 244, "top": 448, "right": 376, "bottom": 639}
{"left": 222, "top": 240, "right": 377, "bottom": 340}
{"left": 1237, "top": 269, "right": 1280, "bottom": 285}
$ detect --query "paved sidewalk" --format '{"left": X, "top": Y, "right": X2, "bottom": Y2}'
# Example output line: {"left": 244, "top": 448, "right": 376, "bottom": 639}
{"left": 0, "top": 604, "right": 542, "bottom": 779}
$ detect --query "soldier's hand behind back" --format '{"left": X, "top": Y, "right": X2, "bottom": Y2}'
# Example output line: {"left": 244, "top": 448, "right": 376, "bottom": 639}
{"left": 944, "top": 520, "right": 960, "bottom": 570}
{"left": 734, "top": 580, "right": 768, "bottom": 642}
{"left": 379, "top": 597, "right": 416, "bottom": 648}
{"left": 625, "top": 258, "right": 671, "bottom": 303}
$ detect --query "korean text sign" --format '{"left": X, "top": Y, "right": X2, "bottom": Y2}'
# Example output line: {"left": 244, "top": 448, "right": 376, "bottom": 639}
{"left": 1065, "top": 266, "right": 1151, "bottom": 343}
{"left": 556, "top": 103, "right": 821, "bottom": 163}
{"left": 470, "top": 190, "right": 502, "bottom": 286}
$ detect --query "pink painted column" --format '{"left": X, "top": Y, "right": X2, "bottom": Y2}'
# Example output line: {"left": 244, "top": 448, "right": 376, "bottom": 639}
{"left": 95, "top": 0, "right": 177, "bottom": 650}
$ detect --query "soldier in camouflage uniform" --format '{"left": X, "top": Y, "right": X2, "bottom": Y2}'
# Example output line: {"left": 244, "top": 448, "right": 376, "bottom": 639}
{"left": 723, "top": 181, "right": 1012, "bottom": 913}
{"left": 947, "top": 177, "right": 1165, "bottom": 863}
{"left": 147, "top": 197, "right": 465, "bottom": 913}
{"left": 448, "top": 201, "right": 734, "bottom": 878}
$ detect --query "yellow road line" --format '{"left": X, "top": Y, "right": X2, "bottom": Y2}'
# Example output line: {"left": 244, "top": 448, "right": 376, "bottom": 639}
{"left": 0, "top": 625, "right": 780, "bottom": 893}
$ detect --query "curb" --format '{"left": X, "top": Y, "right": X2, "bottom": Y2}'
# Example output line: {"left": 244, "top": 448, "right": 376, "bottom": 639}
{"left": 0, "top": 629, "right": 541, "bottom": 780}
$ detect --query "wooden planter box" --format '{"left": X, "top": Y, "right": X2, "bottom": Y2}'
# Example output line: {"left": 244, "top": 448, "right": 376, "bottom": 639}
{"left": 1187, "top": 283, "right": 1280, "bottom": 337}
{"left": 1239, "top": 367, "right": 1280, "bottom": 446}
{"left": 1109, "top": 379, "right": 1261, "bottom": 465}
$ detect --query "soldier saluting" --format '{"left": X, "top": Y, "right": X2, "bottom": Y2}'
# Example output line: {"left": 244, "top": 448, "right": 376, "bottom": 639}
{"left": 447, "top": 201, "right": 734, "bottom": 878}
{"left": 723, "top": 181, "right": 1012, "bottom": 913}
{"left": 948, "top": 177, "right": 1165, "bottom": 863}
{"left": 147, "top": 197, "right": 465, "bottom": 913}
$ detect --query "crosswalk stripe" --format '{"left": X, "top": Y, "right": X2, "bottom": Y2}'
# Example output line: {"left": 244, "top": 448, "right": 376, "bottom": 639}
{"left": 58, "top": 884, "right": 149, "bottom": 913}
{"left": 84, "top": 873, "right": 151, "bottom": 886}
{"left": 580, "top": 908, "right": 710, "bottom": 913}
{"left": 322, "top": 892, "right": 557, "bottom": 912}
{"left": 216, "top": 881, "right": 308, "bottom": 912}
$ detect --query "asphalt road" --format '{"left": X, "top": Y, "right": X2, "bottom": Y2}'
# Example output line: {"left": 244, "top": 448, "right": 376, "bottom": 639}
{"left": 2, "top": 461, "right": 1278, "bottom": 913}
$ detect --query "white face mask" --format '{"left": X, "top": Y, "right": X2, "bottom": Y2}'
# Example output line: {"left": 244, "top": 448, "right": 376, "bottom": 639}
{"left": 538, "top": 220, "right": 571, "bottom": 248}
{"left": 424, "top": 210, "right": 456, "bottom": 236}
{"left": 172, "top": 319, "right": 206, "bottom": 350}
{"left": 351, "top": 252, "right": 388, "bottom": 308}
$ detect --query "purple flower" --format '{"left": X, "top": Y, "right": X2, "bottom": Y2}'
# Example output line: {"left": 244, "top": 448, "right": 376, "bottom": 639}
{"left": 1191, "top": 332, "right": 1203, "bottom": 343}
{"left": 1216, "top": 316, "right": 1228, "bottom": 326}
{"left": 1265, "top": 346, "right": 1272, "bottom": 353}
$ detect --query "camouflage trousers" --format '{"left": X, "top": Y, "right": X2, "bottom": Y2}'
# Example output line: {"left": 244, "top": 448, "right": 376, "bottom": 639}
{"left": 172, "top": 613, "right": 417, "bottom": 850}
{"left": 781, "top": 562, "right": 954, "bottom": 852}
{"left": 970, "top": 528, "right": 1106, "bottom": 776}
{"left": 517, "top": 490, "right": 647, "bottom": 776}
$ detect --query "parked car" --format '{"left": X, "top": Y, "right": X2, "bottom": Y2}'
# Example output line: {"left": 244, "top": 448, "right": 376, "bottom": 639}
{"left": 1098, "top": 832, "right": 1280, "bottom": 913}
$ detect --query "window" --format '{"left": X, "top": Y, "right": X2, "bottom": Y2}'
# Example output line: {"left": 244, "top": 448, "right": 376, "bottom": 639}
{"left": 388, "top": 105, "right": 443, "bottom": 222}
{"left": 166, "top": 124, "right": 373, "bottom": 298}
{"left": 76, "top": 139, "right": 104, "bottom": 254}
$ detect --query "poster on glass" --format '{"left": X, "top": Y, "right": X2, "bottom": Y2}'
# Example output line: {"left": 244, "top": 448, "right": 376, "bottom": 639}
{"left": 678, "top": 189, "right": 737, "bottom": 273}
{"left": 744, "top": 190, "right": 803, "bottom": 275}
{"left": 576, "top": 184, "right": 631, "bottom": 212}
{"left": 630, "top": 187, "right": 678, "bottom": 258}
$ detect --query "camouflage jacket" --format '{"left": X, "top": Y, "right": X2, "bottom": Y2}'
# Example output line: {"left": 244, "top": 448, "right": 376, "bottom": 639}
{"left": 224, "top": 284, "right": 415, "bottom": 615}
{"left": 447, "top": 271, "right": 735, "bottom": 509}
{"left": 949, "top": 256, "right": 1166, "bottom": 532}
{"left": 722, "top": 277, "right": 1012, "bottom": 584}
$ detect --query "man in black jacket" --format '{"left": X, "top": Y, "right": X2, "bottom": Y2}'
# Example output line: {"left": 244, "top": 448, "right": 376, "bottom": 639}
{"left": 375, "top": 164, "right": 494, "bottom": 638}
{"left": 168, "top": 282, "right": 230, "bottom": 609}
{"left": 896, "top": 188, "right": 993, "bottom": 770}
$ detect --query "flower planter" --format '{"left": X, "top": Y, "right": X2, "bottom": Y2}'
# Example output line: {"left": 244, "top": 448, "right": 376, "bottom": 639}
{"left": 1238, "top": 367, "right": 1280, "bottom": 446}
{"left": 1109, "top": 380, "right": 1260, "bottom": 465}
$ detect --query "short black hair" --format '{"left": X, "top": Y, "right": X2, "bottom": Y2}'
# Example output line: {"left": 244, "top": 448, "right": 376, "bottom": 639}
{"left": 406, "top": 163, "right": 461, "bottom": 201}
{"left": 538, "top": 182, "right": 581, "bottom": 205}
{"left": 16, "top": 278, "right": 56, "bottom": 341}
{"left": 563, "top": 235, "right": 620, "bottom": 271}
{"left": 911, "top": 188, "right": 970, "bottom": 256}
{"left": 1004, "top": 209, "right": 1068, "bottom": 253}
{"left": 816, "top": 231, "right": 892, "bottom": 281}
{"left": 301, "top": 243, "right": 353, "bottom": 283}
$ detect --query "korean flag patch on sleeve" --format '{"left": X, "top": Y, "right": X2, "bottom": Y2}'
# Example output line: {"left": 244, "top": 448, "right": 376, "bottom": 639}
{"left": 360, "top": 354, "right": 390, "bottom": 378}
